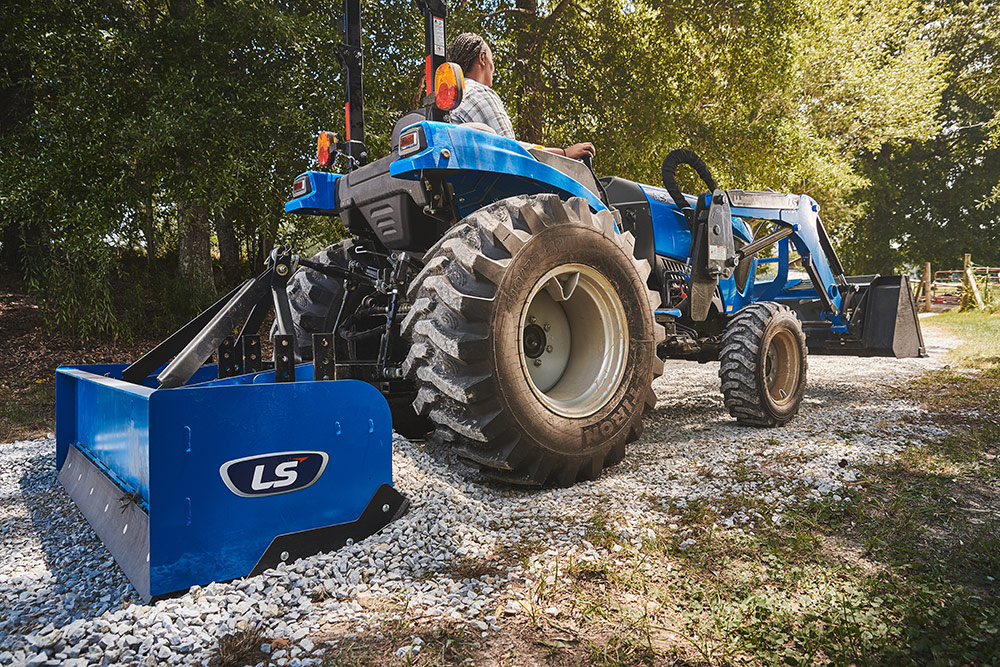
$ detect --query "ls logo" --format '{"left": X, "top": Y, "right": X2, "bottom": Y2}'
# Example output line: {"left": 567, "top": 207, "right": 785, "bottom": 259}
{"left": 219, "top": 451, "right": 329, "bottom": 498}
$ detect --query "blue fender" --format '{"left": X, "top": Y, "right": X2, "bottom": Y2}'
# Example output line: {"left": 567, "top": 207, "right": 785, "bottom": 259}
{"left": 390, "top": 121, "right": 607, "bottom": 216}
{"left": 284, "top": 171, "right": 341, "bottom": 214}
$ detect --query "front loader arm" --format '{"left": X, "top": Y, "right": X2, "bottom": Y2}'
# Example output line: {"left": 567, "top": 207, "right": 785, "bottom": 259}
{"left": 689, "top": 189, "right": 848, "bottom": 327}
{"left": 726, "top": 191, "right": 848, "bottom": 326}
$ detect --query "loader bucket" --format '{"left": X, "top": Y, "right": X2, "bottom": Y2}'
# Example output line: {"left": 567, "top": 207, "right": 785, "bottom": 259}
{"left": 850, "top": 275, "right": 926, "bottom": 358}
{"left": 55, "top": 363, "right": 406, "bottom": 602}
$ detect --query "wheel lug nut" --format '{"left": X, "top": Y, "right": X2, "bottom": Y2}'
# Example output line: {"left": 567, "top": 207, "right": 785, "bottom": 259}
{"left": 533, "top": 359, "right": 542, "bottom": 366}
{"left": 528, "top": 315, "right": 536, "bottom": 323}
{"left": 543, "top": 323, "right": 551, "bottom": 331}
{"left": 545, "top": 345, "right": 552, "bottom": 353}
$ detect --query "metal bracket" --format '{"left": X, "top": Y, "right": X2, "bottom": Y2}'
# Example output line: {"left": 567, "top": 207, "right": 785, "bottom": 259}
{"left": 705, "top": 190, "right": 736, "bottom": 280}
{"left": 274, "top": 335, "right": 296, "bottom": 383}
{"left": 123, "top": 247, "right": 305, "bottom": 389}
{"left": 242, "top": 335, "right": 262, "bottom": 374}
{"left": 218, "top": 336, "right": 242, "bottom": 378}
{"left": 312, "top": 333, "right": 336, "bottom": 381}
{"left": 336, "top": 44, "right": 363, "bottom": 71}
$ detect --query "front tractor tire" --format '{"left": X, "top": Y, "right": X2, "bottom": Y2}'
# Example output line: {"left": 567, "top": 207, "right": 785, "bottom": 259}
{"left": 403, "top": 195, "right": 664, "bottom": 487}
{"left": 719, "top": 302, "right": 808, "bottom": 427}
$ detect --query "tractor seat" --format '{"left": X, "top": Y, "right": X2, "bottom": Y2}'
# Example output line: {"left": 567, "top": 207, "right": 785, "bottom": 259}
{"left": 527, "top": 148, "right": 601, "bottom": 197}
{"left": 391, "top": 112, "right": 426, "bottom": 151}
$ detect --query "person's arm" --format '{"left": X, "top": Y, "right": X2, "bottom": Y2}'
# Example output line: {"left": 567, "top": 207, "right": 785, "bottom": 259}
{"left": 543, "top": 143, "right": 596, "bottom": 160}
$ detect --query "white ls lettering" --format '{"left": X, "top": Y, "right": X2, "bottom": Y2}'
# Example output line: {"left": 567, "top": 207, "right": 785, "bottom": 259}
{"left": 250, "top": 461, "right": 300, "bottom": 491}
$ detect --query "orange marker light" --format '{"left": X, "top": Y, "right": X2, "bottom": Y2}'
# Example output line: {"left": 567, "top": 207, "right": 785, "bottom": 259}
{"left": 434, "top": 63, "right": 465, "bottom": 112}
{"left": 317, "top": 131, "right": 337, "bottom": 166}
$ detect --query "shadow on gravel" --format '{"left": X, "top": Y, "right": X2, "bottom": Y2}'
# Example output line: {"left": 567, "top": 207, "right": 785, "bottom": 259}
{"left": 15, "top": 452, "right": 137, "bottom": 628}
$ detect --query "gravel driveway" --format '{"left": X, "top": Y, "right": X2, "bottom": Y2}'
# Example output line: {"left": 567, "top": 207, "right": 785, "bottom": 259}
{"left": 0, "top": 322, "right": 953, "bottom": 666}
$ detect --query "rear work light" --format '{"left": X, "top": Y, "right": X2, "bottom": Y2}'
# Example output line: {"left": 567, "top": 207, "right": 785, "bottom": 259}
{"left": 434, "top": 62, "right": 465, "bottom": 112}
{"left": 398, "top": 126, "right": 426, "bottom": 157}
{"left": 317, "top": 131, "right": 337, "bottom": 166}
{"left": 291, "top": 174, "right": 311, "bottom": 198}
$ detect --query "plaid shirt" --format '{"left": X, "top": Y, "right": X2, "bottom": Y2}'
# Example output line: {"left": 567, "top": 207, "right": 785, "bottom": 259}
{"left": 450, "top": 79, "right": 516, "bottom": 139}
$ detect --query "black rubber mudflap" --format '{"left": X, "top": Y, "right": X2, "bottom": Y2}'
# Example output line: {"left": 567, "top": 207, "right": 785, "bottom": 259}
{"left": 857, "top": 276, "right": 926, "bottom": 358}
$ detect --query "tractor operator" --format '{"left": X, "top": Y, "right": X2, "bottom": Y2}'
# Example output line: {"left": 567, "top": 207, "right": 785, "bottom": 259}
{"left": 448, "top": 33, "right": 596, "bottom": 161}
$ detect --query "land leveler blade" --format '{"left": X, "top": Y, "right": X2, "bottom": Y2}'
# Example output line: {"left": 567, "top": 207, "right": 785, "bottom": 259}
{"left": 56, "top": 249, "right": 407, "bottom": 602}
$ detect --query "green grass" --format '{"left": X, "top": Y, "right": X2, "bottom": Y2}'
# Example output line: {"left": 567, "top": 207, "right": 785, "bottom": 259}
{"left": 926, "top": 310, "right": 1000, "bottom": 367}
{"left": 521, "top": 311, "right": 1000, "bottom": 666}
{"left": 0, "top": 383, "right": 55, "bottom": 442}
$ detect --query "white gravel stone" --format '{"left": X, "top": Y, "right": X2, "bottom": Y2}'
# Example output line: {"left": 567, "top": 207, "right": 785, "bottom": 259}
{"left": 0, "top": 322, "right": 953, "bottom": 665}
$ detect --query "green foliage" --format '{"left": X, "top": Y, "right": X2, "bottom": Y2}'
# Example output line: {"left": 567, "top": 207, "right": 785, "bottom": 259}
{"left": 847, "top": 0, "right": 1000, "bottom": 274}
{"left": 0, "top": 0, "right": 967, "bottom": 332}
{"left": 486, "top": 0, "right": 945, "bottom": 241}
{"left": 1, "top": 0, "right": 348, "bottom": 334}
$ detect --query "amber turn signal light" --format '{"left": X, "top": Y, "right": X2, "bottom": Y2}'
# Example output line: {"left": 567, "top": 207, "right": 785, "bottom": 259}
{"left": 317, "top": 131, "right": 337, "bottom": 166}
{"left": 434, "top": 63, "right": 465, "bottom": 112}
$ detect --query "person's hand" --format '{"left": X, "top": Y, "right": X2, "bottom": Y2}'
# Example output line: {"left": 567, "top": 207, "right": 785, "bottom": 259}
{"left": 564, "top": 142, "right": 596, "bottom": 160}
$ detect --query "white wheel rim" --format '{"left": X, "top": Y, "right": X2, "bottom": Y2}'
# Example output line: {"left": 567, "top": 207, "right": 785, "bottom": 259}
{"left": 518, "top": 264, "right": 629, "bottom": 418}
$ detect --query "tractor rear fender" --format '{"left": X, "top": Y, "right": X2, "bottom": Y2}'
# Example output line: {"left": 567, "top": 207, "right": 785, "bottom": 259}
{"left": 284, "top": 170, "right": 341, "bottom": 215}
{"left": 389, "top": 121, "right": 608, "bottom": 217}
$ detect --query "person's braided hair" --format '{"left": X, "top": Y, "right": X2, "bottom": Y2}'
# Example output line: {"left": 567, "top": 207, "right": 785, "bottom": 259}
{"left": 448, "top": 33, "right": 486, "bottom": 75}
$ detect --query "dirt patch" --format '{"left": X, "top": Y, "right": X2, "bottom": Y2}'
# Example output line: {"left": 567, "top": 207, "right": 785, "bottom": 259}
{"left": 0, "top": 269, "right": 274, "bottom": 442}
{"left": 0, "top": 270, "right": 161, "bottom": 441}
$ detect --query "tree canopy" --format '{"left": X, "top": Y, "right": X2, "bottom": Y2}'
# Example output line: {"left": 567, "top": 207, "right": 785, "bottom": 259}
{"left": 1, "top": 0, "right": 994, "bottom": 335}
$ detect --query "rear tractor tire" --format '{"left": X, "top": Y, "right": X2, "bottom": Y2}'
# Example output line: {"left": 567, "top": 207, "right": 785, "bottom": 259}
{"left": 403, "top": 194, "right": 664, "bottom": 487}
{"left": 719, "top": 302, "right": 807, "bottom": 426}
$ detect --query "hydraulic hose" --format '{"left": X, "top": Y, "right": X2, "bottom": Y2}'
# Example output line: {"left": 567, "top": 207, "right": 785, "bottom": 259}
{"left": 661, "top": 149, "right": 718, "bottom": 210}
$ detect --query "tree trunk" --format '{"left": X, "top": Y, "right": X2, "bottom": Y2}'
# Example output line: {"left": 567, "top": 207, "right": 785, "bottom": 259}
{"left": 215, "top": 209, "right": 240, "bottom": 286}
{"left": 177, "top": 202, "right": 216, "bottom": 298}
{"left": 255, "top": 212, "right": 280, "bottom": 272}
{"left": 0, "top": 223, "right": 21, "bottom": 270}
{"left": 514, "top": 0, "right": 544, "bottom": 144}
{"left": 142, "top": 180, "right": 157, "bottom": 265}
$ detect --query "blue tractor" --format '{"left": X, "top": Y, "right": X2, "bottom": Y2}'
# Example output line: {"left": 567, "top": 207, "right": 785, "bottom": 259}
{"left": 53, "top": 0, "right": 923, "bottom": 600}
{"left": 282, "top": 0, "right": 924, "bottom": 487}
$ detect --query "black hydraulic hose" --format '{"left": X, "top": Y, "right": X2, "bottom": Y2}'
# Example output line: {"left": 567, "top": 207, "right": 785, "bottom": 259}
{"left": 661, "top": 149, "right": 718, "bottom": 210}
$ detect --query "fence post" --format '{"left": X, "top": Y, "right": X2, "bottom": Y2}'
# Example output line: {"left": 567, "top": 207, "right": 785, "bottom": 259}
{"left": 962, "top": 254, "right": 972, "bottom": 310}
{"left": 921, "top": 261, "right": 932, "bottom": 312}
{"left": 963, "top": 253, "right": 986, "bottom": 311}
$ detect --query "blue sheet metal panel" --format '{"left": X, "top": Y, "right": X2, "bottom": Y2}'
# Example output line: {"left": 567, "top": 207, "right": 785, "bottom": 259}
{"left": 637, "top": 185, "right": 754, "bottom": 263}
{"left": 56, "top": 366, "right": 153, "bottom": 500}
{"left": 389, "top": 121, "right": 607, "bottom": 213}
{"left": 146, "top": 376, "right": 392, "bottom": 597}
{"left": 55, "top": 369, "right": 77, "bottom": 470}
{"left": 284, "top": 171, "right": 341, "bottom": 214}
{"left": 638, "top": 184, "right": 693, "bottom": 261}
{"left": 732, "top": 218, "right": 753, "bottom": 244}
